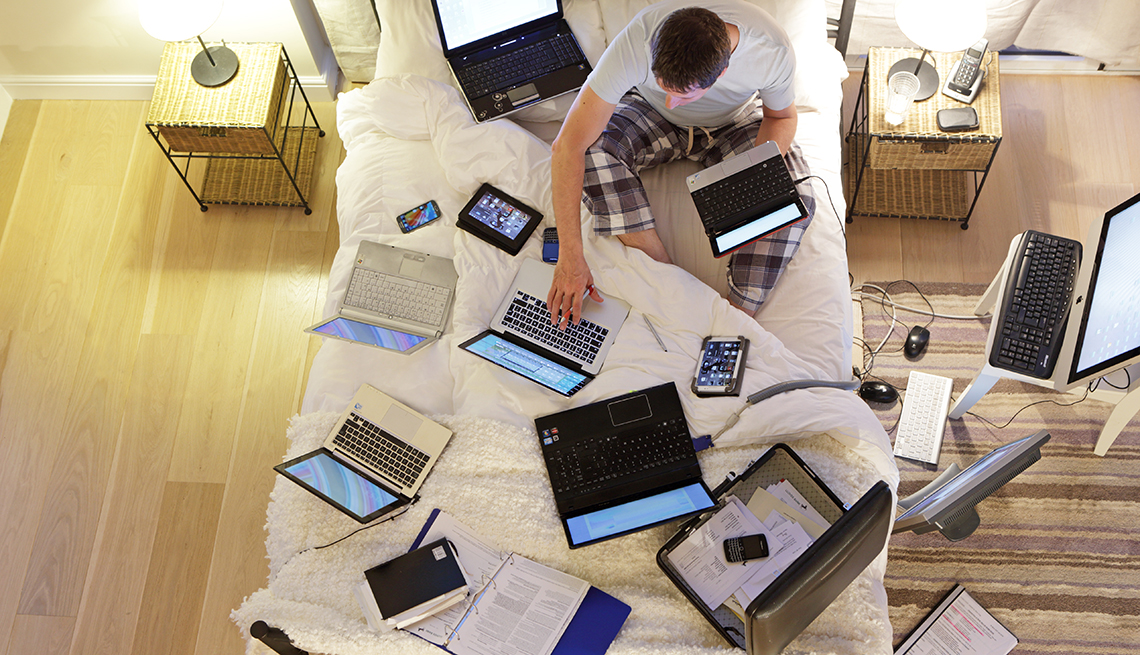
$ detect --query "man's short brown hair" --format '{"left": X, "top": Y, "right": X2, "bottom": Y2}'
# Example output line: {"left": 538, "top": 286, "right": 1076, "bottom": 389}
{"left": 650, "top": 7, "right": 731, "bottom": 92}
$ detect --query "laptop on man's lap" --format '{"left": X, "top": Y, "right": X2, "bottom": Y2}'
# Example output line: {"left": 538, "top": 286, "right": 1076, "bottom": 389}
{"left": 687, "top": 140, "right": 809, "bottom": 257}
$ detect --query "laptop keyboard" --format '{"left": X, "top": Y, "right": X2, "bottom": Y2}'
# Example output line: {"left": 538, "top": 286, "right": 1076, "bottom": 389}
{"left": 545, "top": 416, "right": 692, "bottom": 496}
{"left": 690, "top": 155, "right": 797, "bottom": 229}
{"left": 332, "top": 412, "right": 430, "bottom": 489}
{"left": 344, "top": 268, "right": 451, "bottom": 326}
{"left": 455, "top": 33, "right": 584, "bottom": 99}
{"left": 989, "top": 231, "right": 1081, "bottom": 378}
{"left": 501, "top": 290, "right": 607, "bottom": 364}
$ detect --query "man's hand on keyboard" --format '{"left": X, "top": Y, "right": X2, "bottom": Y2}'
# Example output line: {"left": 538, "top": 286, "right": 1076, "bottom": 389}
{"left": 548, "top": 253, "right": 602, "bottom": 329}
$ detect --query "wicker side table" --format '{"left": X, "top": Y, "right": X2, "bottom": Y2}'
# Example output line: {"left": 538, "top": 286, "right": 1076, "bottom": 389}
{"left": 845, "top": 47, "right": 1002, "bottom": 229}
{"left": 146, "top": 42, "right": 324, "bottom": 213}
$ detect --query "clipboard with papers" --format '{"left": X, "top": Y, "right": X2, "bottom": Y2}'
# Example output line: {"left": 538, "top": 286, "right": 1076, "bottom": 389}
{"left": 402, "top": 509, "right": 631, "bottom": 655}
{"left": 656, "top": 444, "right": 891, "bottom": 650}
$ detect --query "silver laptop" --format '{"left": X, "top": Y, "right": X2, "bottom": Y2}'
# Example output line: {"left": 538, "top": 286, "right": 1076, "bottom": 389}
{"left": 326, "top": 384, "right": 453, "bottom": 497}
{"left": 686, "top": 140, "right": 810, "bottom": 258}
{"left": 430, "top": 0, "right": 591, "bottom": 122}
{"left": 306, "top": 241, "right": 458, "bottom": 355}
{"left": 489, "top": 258, "right": 629, "bottom": 376}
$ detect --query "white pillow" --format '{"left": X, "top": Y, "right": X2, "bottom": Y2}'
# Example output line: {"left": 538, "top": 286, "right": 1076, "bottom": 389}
{"left": 371, "top": 0, "right": 606, "bottom": 122}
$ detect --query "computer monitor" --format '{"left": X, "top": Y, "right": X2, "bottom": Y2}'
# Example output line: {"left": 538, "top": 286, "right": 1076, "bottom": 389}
{"left": 1058, "top": 191, "right": 1140, "bottom": 391}
{"left": 893, "top": 430, "right": 1050, "bottom": 541}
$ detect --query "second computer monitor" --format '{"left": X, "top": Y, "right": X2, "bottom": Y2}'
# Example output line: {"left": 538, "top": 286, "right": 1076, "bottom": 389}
{"left": 1059, "top": 191, "right": 1140, "bottom": 391}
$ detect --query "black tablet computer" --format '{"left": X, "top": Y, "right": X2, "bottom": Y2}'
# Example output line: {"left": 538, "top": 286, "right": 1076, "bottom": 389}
{"left": 457, "top": 183, "right": 543, "bottom": 256}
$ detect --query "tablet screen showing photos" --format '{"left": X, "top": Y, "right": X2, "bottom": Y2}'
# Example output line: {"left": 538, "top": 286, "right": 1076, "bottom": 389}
{"left": 457, "top": 183, "right": 543, "bottom": 256}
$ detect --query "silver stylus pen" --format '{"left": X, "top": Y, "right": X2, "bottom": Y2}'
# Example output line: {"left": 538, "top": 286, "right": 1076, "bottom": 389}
{"left": 643, "top": 314, "right": 668, "bottom": 352}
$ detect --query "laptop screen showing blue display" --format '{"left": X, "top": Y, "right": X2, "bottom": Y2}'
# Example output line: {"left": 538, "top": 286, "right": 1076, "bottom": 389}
{"left": 311, "top": 317, "right": 427, "bottom": 352}
{"left": 278, "top": 451, "right": 403, "bottom": 522}
{"left": 564, "top": 482, "right": 716, "bottom": 547}
{"left": 461, "top": 331, "right": 589, "bottom": 396}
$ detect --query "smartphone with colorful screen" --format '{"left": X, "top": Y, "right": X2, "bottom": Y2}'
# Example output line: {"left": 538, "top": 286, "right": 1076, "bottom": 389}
{"left": 396, "top": 200, "right": 441, "bottom": 233}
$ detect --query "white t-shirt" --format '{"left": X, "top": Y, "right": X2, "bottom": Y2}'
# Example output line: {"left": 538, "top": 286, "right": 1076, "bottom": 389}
{"left": 585, "top": 0, "right": 796, "bottom": 128}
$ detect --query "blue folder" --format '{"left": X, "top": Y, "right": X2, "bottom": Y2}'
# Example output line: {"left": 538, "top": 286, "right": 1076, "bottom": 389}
{"left": 411, "top": 509, "right": 630, "bottom": 655}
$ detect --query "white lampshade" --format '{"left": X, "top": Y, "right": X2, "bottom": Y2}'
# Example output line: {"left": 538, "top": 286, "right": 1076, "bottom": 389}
{"left": 139, "top": 0, "right": 224, "bottom": 42}
{"left": 895, "top": 0, "right": 987, "bottom": 53}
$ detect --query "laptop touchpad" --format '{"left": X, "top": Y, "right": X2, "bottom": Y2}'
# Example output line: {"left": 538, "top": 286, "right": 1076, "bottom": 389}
{"left": 399, "top": 255, "right": 425, "bottom": 279}
{"left": 381, "top": 405, "right": 423, "bottom": 441}
{"left": 608, "top": 394, "right": 652, "bottom": 427}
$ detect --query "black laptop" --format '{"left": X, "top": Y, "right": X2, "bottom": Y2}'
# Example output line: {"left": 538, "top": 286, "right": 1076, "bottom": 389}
{"left": 534, "top": 382, "right": 716, "bottom": 548}
{"left": 429, "top": 0, "right": 591, "bottom": 122}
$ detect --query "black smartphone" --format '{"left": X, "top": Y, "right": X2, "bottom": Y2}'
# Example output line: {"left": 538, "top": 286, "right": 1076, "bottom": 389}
{"left": 724, "top": 534, "right": 769, "bottom": 563}
{"left": 692, "top": 336, "right": 749, "bottom": 396}
{"left": 542, "top": 227, "right": 559, "bottom": 262}
{"left": 396, "top": 200, "right": 442, "bottom": 233}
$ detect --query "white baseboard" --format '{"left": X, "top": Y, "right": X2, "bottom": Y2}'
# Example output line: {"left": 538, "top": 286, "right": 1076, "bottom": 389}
{"left": 0, "top": 74, "right": 336, "bottom": 102}
{"left": 0, "top": 84, "right": 12, "bottom": 137}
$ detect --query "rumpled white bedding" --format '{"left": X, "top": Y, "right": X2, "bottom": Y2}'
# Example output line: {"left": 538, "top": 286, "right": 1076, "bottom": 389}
{"left": 243, "top": 1, "right": 903, "bottom": 651}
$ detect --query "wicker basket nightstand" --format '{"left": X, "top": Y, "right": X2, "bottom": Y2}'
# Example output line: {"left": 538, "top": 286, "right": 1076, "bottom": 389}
{"left": 145, "top": 42, "right": 324, "bottom": 213}
{"left": 845, "top": 47, "right": 1002, "bottom": 229}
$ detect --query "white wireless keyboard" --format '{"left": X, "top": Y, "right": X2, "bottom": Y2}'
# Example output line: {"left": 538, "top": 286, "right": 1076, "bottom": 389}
{"left": 893, "top": 371, "right": 953, "bottom": 465}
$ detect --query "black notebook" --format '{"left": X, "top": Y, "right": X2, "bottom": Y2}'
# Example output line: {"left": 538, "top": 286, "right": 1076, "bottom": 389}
{"left": 364, "top": 538, "right": 467, "bottom": 624}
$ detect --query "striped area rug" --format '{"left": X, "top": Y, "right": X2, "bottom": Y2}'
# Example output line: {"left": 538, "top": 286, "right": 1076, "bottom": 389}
{"left": 859, "top": 282, "right": 1140, "bottom": 655}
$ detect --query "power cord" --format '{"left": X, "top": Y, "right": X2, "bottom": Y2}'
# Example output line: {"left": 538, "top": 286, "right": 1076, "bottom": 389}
{"left": 793, "top": 174, "right": 844, "bottom": 242}
{"left": 709, "top": 378, "right": 860, "bottom": 443}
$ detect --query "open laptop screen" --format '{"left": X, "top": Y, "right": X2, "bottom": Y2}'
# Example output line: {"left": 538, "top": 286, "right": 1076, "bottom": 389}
{"left": 460, "top": 331, "right": 590, "bottom": 396}
{"left": 275, "top": 450, "right": 406, "bottom": 523}
{"left": 1068, "top": 192, "right": 1140, "bottom": 384}
{"left": 434, "top": 0, "right": 558, "bottom": 51}
{"left": 311, "top": 317, "right": 427, "bottom": 352}
{"left": 564, "top": 481, "right": 716, "bottom": 548}
{"left": 713, "top": 202, "right": 804, "bottom": 256}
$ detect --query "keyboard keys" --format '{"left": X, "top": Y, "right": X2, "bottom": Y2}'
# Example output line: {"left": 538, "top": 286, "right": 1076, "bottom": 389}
{"left": 894, "top": 372, "right": 953, "bottom": 465}
{"left": 989, "top": 231, "right": 1081, "bottom": 378}
{"left": 546, "top": 417, "right": 692, "bottom": 495}
{"left": 502, "top": 291, "right": 607, "bottom": 364}
{"left": 455, "top": 33, "right": 585, "bottom": 99}
{"left": 332, "top": 413, "right": 430, "bottom": 488}
{"left": 344, "top": 268, "right": 451, "bottom": 326}
{"left": 691, "top": 157, "right": 797, "bottom": 229}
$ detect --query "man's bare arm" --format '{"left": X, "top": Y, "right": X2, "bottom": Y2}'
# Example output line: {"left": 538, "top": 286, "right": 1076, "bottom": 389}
{"left": 548, "top": 85, "right": 617, "bottom": 328}
{"left": 755, "top": 102, "right": 798, "bottom": 155}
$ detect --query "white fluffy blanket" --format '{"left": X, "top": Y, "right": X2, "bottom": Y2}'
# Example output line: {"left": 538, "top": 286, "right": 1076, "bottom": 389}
{"left": 234, "top": 411, "right": 894, "bottom": 655}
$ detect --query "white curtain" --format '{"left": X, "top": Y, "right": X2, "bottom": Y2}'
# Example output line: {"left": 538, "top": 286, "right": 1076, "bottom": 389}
{"left": 829, "top": 0, "right": 1140, "bottom": 69}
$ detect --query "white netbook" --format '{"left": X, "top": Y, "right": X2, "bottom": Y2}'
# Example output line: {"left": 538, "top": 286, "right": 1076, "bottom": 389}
{"left": 306, "top": 241, "right": 458, "bottom": 355}
{"left": 274, "top": 384, "right": 453, "bottom": 523}
{"left": 686, "top": 140, "right": 809, "bottom": 258}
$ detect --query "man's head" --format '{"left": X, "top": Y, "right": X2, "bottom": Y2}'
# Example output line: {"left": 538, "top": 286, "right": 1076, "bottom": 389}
{"left": 651, "top": 7, "right": 731, "bottom": 103}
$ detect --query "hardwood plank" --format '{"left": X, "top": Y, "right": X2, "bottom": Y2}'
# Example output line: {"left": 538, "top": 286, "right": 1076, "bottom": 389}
{"left": 302, "top": 217, "right": 342, "bottom": 408}
{"left": 165, "top": 206, "right": 276, "bottom": 483}
{"left": 193, "top": 230, "right": 326, "bottom": 655}
{"left": 0, "top": 331, "right": 86, "bottom": 652}
{"left": 0, "top": 100, "right": 41, "bottom": 244}
{"left": 275, "top": 102, "right": 341, "bottom": 234}
{"left": 129, "top": 482, "right": 224, "bottom": 655}
{"left": 18, "top": 122, "right": 164, "bottom": 617}
{"left": 6, "top": 615, "right": 75, "bottom": 655}
{"left": 66, "top": 335, "right": 192, "bottom": 655}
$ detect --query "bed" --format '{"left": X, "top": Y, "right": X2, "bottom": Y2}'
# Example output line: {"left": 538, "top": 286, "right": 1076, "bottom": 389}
{"left": 232, "top": 1, "right": 900, "bottom": 653}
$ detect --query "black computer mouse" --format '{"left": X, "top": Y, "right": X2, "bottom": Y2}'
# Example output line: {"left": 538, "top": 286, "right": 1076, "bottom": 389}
{"left": 857, "top": 380, "right": 899, "bottom": 405}
{"left": 904, "top": 325, "right": 930, "bottom": 360}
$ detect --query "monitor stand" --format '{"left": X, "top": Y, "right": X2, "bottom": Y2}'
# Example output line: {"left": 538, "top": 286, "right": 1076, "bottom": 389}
{"left": 949, "top": 233, "right": 1140, "bottom": 456}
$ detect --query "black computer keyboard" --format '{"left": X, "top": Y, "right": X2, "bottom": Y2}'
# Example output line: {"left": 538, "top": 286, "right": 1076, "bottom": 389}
{"left": 690, "top": 156, "right": 797, "bottom": 230}
{"left": 989, "top": 230, "right": 1081, "bottom": 378}
{"left": 332, "top": 412, "right": 430, "bottom": 488}
{"left": 501, "top": 290, "right": 607, "bottom": 364}
{"left": 545, "top": 416, "right": 693, "bottom": 496}
{"left": 455, "top": 33, "right": 584, "bottom": 99}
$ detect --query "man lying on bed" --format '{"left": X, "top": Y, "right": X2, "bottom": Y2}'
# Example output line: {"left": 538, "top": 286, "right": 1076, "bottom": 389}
{"left": 547, "top": 0, "right": 817, "bottom": 328}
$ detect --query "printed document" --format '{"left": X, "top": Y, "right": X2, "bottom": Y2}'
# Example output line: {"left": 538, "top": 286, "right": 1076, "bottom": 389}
{"left": 895, "top": 585, "right": 1017, "bottom": 655}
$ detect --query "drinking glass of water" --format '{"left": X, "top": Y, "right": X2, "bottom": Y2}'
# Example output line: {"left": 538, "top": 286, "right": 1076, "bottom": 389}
{"left": 884, "top": 71, "right": 920, "bottom": 126}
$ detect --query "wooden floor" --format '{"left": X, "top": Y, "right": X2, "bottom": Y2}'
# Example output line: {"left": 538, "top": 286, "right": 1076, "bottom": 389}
{"left": 0, "top": 73, "right": 1136, "bottom": 655}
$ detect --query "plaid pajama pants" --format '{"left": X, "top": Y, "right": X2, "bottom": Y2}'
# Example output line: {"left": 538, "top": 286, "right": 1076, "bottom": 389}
{"left": 583, "top": 91, "right": 817, "bottom": 313}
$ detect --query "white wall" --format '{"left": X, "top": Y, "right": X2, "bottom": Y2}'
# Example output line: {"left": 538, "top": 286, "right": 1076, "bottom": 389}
{"left": 0, "top": 0, "right": 337, "bottom": 100}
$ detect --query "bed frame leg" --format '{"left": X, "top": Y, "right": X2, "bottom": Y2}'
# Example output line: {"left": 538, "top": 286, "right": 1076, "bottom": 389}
{"left": 250, "top": 621, "right": 309, "bottom": 655}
